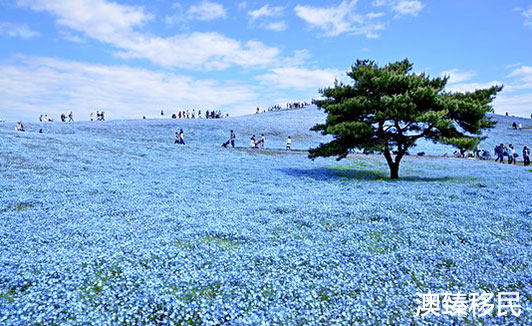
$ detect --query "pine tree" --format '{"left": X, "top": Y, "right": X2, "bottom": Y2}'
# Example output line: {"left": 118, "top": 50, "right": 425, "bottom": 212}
{"left": 309, "top": 59, "right": 502, "bottom": 179}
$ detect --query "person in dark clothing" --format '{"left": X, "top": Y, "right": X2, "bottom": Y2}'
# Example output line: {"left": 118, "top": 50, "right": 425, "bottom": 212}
{"left": 497, "top": 144, "right": 507, "bottom": 163}
{"left": 222, "top": 130, "right": 236, "bottom": 148}
{"left": 524, "top": 146, "right": 531, "bottom": 166}
{"left": 230, "top": 130, "right": 235, "bottom": 148}
{"left": 68, "top": 112, "right": 74, "bottom": 122}
{"left": 177, "top": 129, "right": 185, "bottom": 144}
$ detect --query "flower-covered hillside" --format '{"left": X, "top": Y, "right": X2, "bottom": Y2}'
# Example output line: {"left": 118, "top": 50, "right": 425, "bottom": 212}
{"left": 0, "top": 108, "right": 531, "bottom": 325}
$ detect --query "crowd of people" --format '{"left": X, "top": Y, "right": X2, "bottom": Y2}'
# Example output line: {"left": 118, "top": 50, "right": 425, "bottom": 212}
{"left": 451, "top": 143, "right": 530, "bottom": 166}
{"left": 38, "top": 114, "right": 53, "bottom": 122}
{"left": 256, "top": 102, "right": 311, "bottom": 114}
{"left": 159, "top": 109, "right": 227, "bottom": 120}
{"left": 59, "top": 112, "right": 74, "bottom": 122}
{"left": 494, "top": 144, "right": 530, "bottom": 166}
{"left": 174, "top": 129, "right": 294, "bottom": 152}
{"left": 249, "top": 134, "right": 266, "bottom": 149}
{"left": 90, "top": 111, "right": 106, "bottom": 121}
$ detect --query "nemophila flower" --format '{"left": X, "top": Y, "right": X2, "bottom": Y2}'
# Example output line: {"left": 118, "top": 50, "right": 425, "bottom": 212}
{"left": 0, "top": 108, "right": 531, "bottom": 325}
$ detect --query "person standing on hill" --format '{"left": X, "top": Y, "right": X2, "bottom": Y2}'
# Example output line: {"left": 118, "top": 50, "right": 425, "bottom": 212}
{"left": 524, "top": 146, "right": 530, "bottom": 166}
{"left": 496, "top": 144, "right": 505, "bottom": 163}
{"left": 230, "top": 130, "right": 236, "bottom": 148}
{"left": 507, "top": 144, "right": 515, "bottom": 164}
{"left": 222, "top": 130, "right": 236, "bottom": 148}
{"left": 69, "top": 112, "right": 74, "bottom": 122}
{"left": 178, "top": 129, "right": 185, "bottom": 145}
{"left": 286, "top": 136, "right": 292, "bottom": 150}
{"left": 16, "top": 121, "right": 25, "bottom": 132}
{"left": 259, "top": 134, "right": 265, "bottom": 149}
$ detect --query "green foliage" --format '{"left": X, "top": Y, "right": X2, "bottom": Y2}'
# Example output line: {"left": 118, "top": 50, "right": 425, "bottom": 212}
{"left": 309, "top": 59, "right": 502, "bottom": 178}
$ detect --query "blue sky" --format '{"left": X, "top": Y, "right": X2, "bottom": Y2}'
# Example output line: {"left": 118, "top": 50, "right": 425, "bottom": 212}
{"left": 1, "top": 0, "right": 532, "bottom": 121}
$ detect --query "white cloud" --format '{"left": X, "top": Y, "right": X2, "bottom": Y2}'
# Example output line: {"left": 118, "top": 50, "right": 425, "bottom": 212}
{"left": 505, "top": 65, "right": 532, "bottom": 91}
{"left": 507, "top": 65, "right": 532, "bottom": 81}
{"left": 392, "top": 0, "right": 424, "bottom": 16}
{"left": 522, "top": 5, "right": 532, "bottom": 27}
{"left": 187, "top": 1, "right": 227, "bottom": 21}
{"left": 114, "top": 32, "right": 280, "bottom": 70}
{"left": 294, "top": 1, "right": 385, "bottom": 38}
{"left": 263, "top": 21, "right": 287, "bottom": 32}
{"left": 248, "top": 4, "right": 284, "bottom": 21}
{"left": 257, "top": 67, "right": 343, "bottom": 90}
{"left": 492, "top": 64, "right": 532, "bottom": 116}
{"left": 18, "top": 0, "right": 279, "bottom": 70}
{"left": 164, "top": 3, "right": 186, "bottom": 26}
{"left": 494, "top": 93, "right": 532, "bottom": 117}
{"left": 366, "top": 12, "right": 385, "bottom": 19}
{"left": 440, "top": 69, "right": 476, "bottom": 84}
{"left": 0, "top": 22, "right": 39, "bottom": 39}
{"left": 0, "top": 56, "right": 258, "bottom": 121}
{"left": 445, "top": 81, "right": 503, "bottom": 93}
{"left": 373, "top": 0, "right": 424, "bottom": 17}
{"left": 282, "top": 49, "right": 312, "bottom": 66}
{"left": 248, "top": 4, "right": 286, "bottom": 32}
{"left": 59, "top": 30, "right": 86, "bottom": 43}
{"left": 16, "top": 0, "right": 152, "bottom": 43}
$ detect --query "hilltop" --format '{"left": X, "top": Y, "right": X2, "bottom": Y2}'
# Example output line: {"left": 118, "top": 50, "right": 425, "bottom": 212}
{"left": 1, "top": 105, "right": 530, "bottom": 155}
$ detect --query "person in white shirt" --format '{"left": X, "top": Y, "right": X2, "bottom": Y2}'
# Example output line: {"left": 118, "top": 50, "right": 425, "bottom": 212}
{"left": 286, "top": 136, "right": 292, "bottom": 150}
{"left": 16, "top": 121, "right": 25, "bottom": 132}
{"left": 259, "top": 134, "right": 265, "bottom": 149}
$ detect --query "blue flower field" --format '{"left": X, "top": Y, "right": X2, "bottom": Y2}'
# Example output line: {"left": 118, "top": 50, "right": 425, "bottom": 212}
{"left": 1, "top": 107, "right": 532, "bottom": 325}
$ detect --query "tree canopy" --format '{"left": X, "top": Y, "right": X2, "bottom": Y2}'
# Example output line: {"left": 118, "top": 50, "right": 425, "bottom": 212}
{"left": 309, "top": 59, "right": 503, "bottom": 179}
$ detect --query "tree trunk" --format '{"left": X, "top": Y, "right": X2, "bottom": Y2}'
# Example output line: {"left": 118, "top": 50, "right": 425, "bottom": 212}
{"left": 389, "top": 163, "right": 399, "bottom": 179}
{"left": 383, "top": 144, "right": 403, "bottom": 179}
